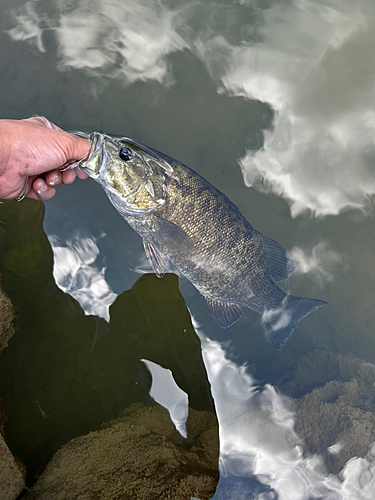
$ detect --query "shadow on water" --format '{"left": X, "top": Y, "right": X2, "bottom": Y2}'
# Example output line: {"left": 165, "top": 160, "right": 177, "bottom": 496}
{"left": 0, "top": 199, "right": 215, "bottom": 487}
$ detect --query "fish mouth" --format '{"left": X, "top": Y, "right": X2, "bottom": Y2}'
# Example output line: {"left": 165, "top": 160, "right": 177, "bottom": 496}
{"left": 78, "top": 132, "right": 105, "bottom": 178}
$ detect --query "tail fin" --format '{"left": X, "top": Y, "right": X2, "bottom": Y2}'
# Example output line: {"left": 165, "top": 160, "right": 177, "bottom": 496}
{"left": 263, "top": 295, "right": 327, "bottom": 350}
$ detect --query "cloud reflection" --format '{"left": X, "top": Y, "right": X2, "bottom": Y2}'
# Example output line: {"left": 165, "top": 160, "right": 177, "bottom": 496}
{"left": 290, "top": 240, "right": 342, "bottom": 289}
{"left": 213, "top": 0, "right": 375, "bottom": 217}
{"left": 48, "top": 231, "right": 117, "bottom": 321}
{"left": 57, "top": 1, "right": 187, "bottom": 86}
{"left": 142, "top": 359, "right": 189, "bottom": 438}
{"left": 8, "top": 0, "right": 375, "bottom": 218}
{"left": 7, "top": 1, "right": 46, "bottom": 53}
{"left": 8, "top": 0, "right": 187, "bottom": 87}
{"left": 193, "top": 318, "right": 375, "bottom": 499}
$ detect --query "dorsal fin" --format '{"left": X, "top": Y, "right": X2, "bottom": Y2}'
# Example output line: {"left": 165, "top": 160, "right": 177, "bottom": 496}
{"left": 257, "top": 232, "right": 296, "bottom": 282}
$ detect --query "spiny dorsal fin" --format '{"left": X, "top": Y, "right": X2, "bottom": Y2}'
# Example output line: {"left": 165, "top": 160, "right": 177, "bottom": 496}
{"left": 203, "top": 296, "right": 242, "bottom": 328}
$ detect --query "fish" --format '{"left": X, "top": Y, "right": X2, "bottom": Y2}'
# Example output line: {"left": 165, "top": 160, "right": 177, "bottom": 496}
{"left": 77, "top": 133, "right": 327, "bottom": 350}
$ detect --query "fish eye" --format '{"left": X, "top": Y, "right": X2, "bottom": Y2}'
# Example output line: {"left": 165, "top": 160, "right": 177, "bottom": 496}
{"left": 119, "top": 147, "right": 132, "bottom": 162}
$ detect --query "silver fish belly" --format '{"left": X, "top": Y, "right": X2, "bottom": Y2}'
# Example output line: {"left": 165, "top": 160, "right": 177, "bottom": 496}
{"left": 78, "top": 133, "right": 327, "bottom": 350}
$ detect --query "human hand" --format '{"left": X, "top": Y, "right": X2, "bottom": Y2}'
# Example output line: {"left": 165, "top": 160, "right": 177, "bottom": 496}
{"left": 0, "top": 116, "right": 91, "bottom": 201}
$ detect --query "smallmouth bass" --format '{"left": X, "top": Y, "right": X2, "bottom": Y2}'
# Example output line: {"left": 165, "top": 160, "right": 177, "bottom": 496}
{"left": 78, "top": 133, "right": 326, "bottom": 350}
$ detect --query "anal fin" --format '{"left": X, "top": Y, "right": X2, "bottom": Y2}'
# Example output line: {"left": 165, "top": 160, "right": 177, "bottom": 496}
{"left": 203, "top": 296, "right": 242, "bottom": 328}
{"left": 143, "top": 240, "right": 169, "bottom": 278}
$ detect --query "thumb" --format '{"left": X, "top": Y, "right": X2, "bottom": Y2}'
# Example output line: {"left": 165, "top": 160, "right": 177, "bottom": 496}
{"left": 25, "top": 116, "right": 91, "bottom": 164}
{"left": 63, "top": 132, "right": 91, "bottom": 164}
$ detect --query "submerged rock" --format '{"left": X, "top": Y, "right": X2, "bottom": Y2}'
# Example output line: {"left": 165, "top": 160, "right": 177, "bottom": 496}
{"left": 25, "top": 402, "right": 219, "bottom": 499}
{"left": 0, "top": 276, "right": 25, "bottom": 499}
{"left": 0, "top": 279, "right": 16, "bottom": 353}
{"left": 0, "top": 433, "right": 25, "bottom": 500}
{"left": 279, "top": 350, "right": 375, "bottom": 474}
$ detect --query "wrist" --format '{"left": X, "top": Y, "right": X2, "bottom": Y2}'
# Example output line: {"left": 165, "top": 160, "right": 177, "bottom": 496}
{"left": 0, "top": 120, "right": 13, "bottom": 177}
{"left": 0, "top": 120, "right": 29, "bottom": 200}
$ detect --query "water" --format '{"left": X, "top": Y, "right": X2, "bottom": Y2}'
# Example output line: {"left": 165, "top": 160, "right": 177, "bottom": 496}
{"left": 1, "top": 0, "right": 375, "bottom": 498}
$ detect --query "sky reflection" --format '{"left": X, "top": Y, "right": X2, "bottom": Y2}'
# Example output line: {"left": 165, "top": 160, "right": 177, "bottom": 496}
{"left": 3, "top": 0, "right": 375, "bottom": 498}
{"left": 7, "top": 0, "right": 375, "bottom": 218}
{"left": 216, "top": 0, "right": 375, "bottom": 218}
{"left": 7, "top": 1, "right": 46, "bottom": 53}
{"left": 48, "top": 230, "right": 117, "bottom": 321}
{"left": 290, "top": 241, "right": 343, "bottom": 289}
{"left": 194, "top": 318, "right": 375, "bottom": 499}
{"left": 142, "top": 359, "right": 189, "bottom": 438}
{"left": 8, "top": 0, "right": 187, "bottom": 88}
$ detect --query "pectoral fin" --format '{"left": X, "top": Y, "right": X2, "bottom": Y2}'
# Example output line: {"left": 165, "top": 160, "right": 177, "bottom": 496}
{"left": 203, "top": 297, "right": 242, "bottom": 328}
{"left": 154, "top": 216, "right": 193, "bottom": 253}
{"left": 148, "top": 215, "right": 194, "bottom": 254}
{"left": 143, "top": 240, "right": 169, "bottom": 277}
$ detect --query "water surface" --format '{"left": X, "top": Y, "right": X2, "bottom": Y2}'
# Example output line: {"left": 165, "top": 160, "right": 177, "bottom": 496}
{"left": 1, "top": 0, "right": 375, "bottom": 498}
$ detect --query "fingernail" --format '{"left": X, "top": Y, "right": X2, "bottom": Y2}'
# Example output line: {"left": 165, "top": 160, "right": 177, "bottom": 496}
{"left": 36, "top": 184, "right": 48, "bottom": 194}
{"left": 48, "top": 175, "right": 61, "bottom": 186}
